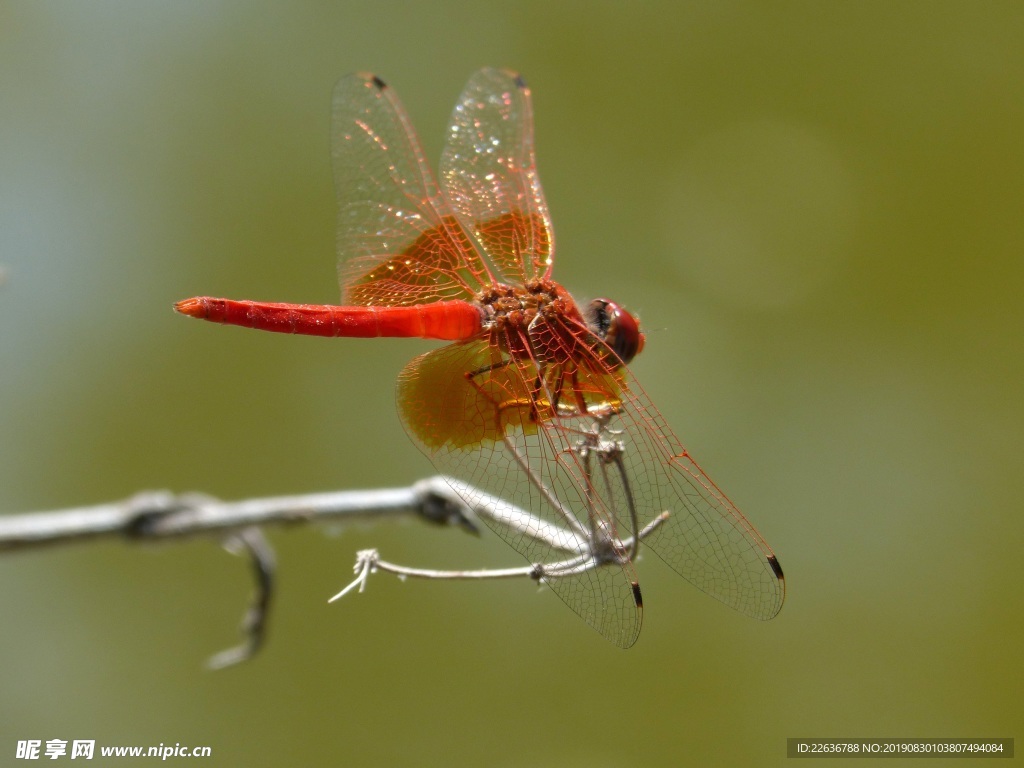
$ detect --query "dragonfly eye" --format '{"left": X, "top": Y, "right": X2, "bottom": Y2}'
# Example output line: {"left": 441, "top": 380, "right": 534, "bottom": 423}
{"left": 587, "top": 299, "right": 645, "bottom": 365}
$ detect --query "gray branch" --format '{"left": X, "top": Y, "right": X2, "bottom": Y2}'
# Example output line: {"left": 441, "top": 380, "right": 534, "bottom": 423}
{"left": 0, "top": 476, "right": 633, "bottom": 667}
{"left": 0, "top": 476, "right": 480, "bottom": 553}
{"left": 0, "top": 476, "right": 491, "bottom": 668}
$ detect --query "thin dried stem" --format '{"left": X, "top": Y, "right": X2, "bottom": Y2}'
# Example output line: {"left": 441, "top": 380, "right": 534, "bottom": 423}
{"left": 0, "top": 477, "right": 480, "bottom": 553}
{"left": 1, "top": 467, "right": 657, "bottom": 665}
{"left": 0, "top": 476, "right": 514, "bottom": 667}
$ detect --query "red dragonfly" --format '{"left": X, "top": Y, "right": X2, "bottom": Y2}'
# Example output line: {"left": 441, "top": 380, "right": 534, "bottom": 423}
{"left": 176, "top": 68, "right": 784, "bottom": 647}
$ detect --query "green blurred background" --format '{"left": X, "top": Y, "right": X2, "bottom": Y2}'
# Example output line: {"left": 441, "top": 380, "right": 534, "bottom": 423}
{"left": 1, "top": 2, "right": 1021, "bottom": 765}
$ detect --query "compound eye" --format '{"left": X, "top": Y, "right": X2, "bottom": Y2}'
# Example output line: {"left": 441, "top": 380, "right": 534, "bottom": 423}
{"left": 588, "top": 299, "right": 645, "bottom": 364}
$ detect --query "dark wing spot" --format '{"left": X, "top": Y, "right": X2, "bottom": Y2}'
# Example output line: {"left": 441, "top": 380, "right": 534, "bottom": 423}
{"left": 371, "top": 75, "right": 388, "bottom": 91}
{"left": 631, "top": 581, "right": 643, "bottom": 608}
{"left": 768, "top": 555, "right": 784, "bottom": 580}
{"left": 514, "top": 73, "right": 527, "bottom": 89}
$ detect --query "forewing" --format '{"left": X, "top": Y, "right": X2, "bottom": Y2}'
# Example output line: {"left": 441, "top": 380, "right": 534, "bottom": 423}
{"left": 574, "top": 363, "right": 783, "bottom": 616}
{"left": 397, "top": 339, "right": 642, "bottom": 648}
{"left": 528, "top": 314, "right": 786, "bottom": 621}
{"left": 332, "top": 73, "right": 492, "bottom": 306}
{"left": 619, "top": 382, "right": 786, "bottom": 620}
{"left": 440, "top": 68, "right": 554, "bottom": 286}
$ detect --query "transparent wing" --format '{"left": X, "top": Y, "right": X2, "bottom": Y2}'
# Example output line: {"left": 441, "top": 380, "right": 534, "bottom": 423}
{"left": 332, "top": 73, "right": 493, "bottom": 306}
{"left": 533, "top": 316, "right": 787, "bottom": 621}
{"left": 440, "top": 68, "right": 554, "bottom": 286}
{"left": 619, "top": 383, "right": 785, "bottom": 619}
{"left": 397, "top": 338, "right": 643, "bottom": 648}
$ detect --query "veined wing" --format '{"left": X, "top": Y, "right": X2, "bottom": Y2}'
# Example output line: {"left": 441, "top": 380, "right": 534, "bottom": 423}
{"left": 332, "top": 73, "right": 494, "bottom": 307}
{"left": 396, "top": 338, "right": 642, "bottom": 648}
{"left": 617, "top": 382, "right": 785, "bottom": 619}
{"left": 540, "top": 314, "right": 786, "bottom": 621}
{"left": 440, "top": 68, "right": 554, "bottom": 286}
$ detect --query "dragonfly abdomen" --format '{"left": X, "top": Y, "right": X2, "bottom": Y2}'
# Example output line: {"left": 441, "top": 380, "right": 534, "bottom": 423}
{"left": 174, "top": 298, "right": 482, "bottom": 340}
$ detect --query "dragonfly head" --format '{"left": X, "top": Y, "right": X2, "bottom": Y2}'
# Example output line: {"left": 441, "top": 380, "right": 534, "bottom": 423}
{"left": 587, "top": 299, "right": 645, "bottom": 365}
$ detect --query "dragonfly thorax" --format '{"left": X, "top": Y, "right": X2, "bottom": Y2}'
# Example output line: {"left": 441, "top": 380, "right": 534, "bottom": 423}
{"left": 476, "top": 279, "right": 582, "bottom": 334}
